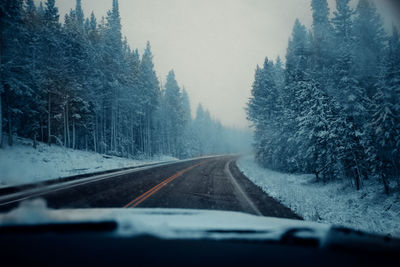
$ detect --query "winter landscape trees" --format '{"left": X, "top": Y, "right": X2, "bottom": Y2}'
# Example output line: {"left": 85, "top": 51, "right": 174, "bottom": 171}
{"left": 0, "top": 0, "right": 248, "bottom": 159}
{"left": 247, "top": 0, "right": 400, "bottom": 193}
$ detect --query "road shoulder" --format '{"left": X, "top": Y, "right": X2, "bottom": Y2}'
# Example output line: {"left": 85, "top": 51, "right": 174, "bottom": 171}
{"left": 230, "top": 158, "right": 302, "bottom": 220}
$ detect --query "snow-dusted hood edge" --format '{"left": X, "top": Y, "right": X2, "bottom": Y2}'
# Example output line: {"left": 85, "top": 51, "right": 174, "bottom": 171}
{"left": 0, "top": 199, "right": 330, "bottom": 242}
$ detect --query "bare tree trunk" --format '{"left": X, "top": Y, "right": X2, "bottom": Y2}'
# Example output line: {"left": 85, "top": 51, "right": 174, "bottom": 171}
{"left": 94, "top": 115, "right": 97, "bottom": 152}
{"left": 0, "top": 39, "right": 3, "bottom": 148}
{"left": 114, "top": 104, "right": 117, "bottom": 152}
{"left": 72, "top": 117, "right": 75, "bottom": 149}
{"left": 149, "top": 116, "right": 153, "bottom": 156}
{"left": 390, "top": 159, "right": 399, "bottom": 189}
{"left": 101, "top": 114, "right": 104, "bottom": 153}
{"left": 142, "top": 119, "right": 145, "bottom": 154}
{"left": 131, "top": 113, "right": 135, "bottom": 155}
{"left": 381, "top": 172, "right": 390, "bottom": 195}
{"left": 111, "top": 95, "right": 115, "bottom": 153}
{"left": 66, "top": 100, "right": 70, "bottom": 148}
{"left": 47, "top": 92, "right": 51, "bottom": 146}
{"left": 0, "top": 91, "right": 2, "bottom": 148}
{"left": 116, "top": 101, "right": 119, "bottom": 154}
{"left": 139, "top": 119, "right": 142, "bottom": 153}
{"left": 103, "top": 106, "right": 106, "bottom": 153}
{"left": 85, "top": 133, "right": 88, "bottom": 151}
{"left": 5, "top": 86, "right": 12, "bottom": 146}
{"left": 148, "top": 115, "right": 151, "bottom": 156}
{"left": 63, "top": 106, "right": 67, "bottom": 146}
{"left": 7, "top": 103, "right": 12, "bottom": 146}
{"left": 33, "top": 133, "right": 37, "bottom": 149}
{"left": 41, "top": 124, "right": 44, "bottom": 142}
{"left": 7, "top": 111, "right": 12, "bottom": 146}
{"left": 352, "top": 152, "right": 361, "bottom": 191}
{"left": 93, "top": 130, "right": 97, "bottom": 152}
{"left": 314, "top": 170, "right": 319, "bottom": 182}
{"left": 110, "top": 106, "right": 114, "bottom": 152}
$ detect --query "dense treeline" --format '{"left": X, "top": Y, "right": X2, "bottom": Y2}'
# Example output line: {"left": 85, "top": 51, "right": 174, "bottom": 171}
{"left": 247, "top": 0, "right": 400, "bottom": 193}
{"left": 0, "top": 0, "right": 249, "bottom": 159}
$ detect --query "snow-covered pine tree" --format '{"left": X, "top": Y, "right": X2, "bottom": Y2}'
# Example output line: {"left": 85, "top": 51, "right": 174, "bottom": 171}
{"left": 75, "top": 0, "right": 84, "bottom": 29}
{"left": 179, "top": 88, "right": 192, "bottom": 158}
{"left": 285, "top": 20, "right": 309, "bottom": 84}
{"left": 103, "top": 0, "right": 124, "bottom": 153}
{"left": 0, "top": 0, "right": 4, "bottom": 147}
{"left": 139, "top": 42, "right": 160, "bottom": 156}
{"left": 310, "top": 0, "right": 334, "bottom": 86}
{"left": 372, "top": 26, "right": 400, "bottom": 193}
{"left": 274, "top": 56, "right": 285, "bottom": 90}
{"left": 282, "top": 20, "right": 312, "bottom": 172}
{"left": 331, "top": 0, "right": 371, "bottom": 189}
{"left": 247, "top": 57, "right": 285, "bottom": 169}
{"left": 22, "top": 0, "right": 44, "bottom": 146}
{"left": 40, "top": 0, "right": 62, "bottom": 145}
{"left": 247, "top": 65, "right": 268, "bottom": 165}
{"left": 295, "top": 79, "right": 340, "bottom": 181}
{"left": 164, "top": 70, "right": 183, "bottom": 157}
{"left": 353, "top": 0, "right": 386, "bottom": 98}
{"left": 332, "top": 0, "right": 355, "bottom": 87}
{"left": 62, "top": 3, "right": 90, "bottom": 149}
{"left": 0, "top": 0, "right": 26, "bottom": 146}
{"left": 123, "top": 47, "right": 142, "bottom": 156}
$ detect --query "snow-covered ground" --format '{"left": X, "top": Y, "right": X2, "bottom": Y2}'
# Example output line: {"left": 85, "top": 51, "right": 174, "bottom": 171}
{"left": 0, "top": 137, "right": 176, "bottom": 187}
{"left": 237, "top": 155, "right": 400, "bottom": 237}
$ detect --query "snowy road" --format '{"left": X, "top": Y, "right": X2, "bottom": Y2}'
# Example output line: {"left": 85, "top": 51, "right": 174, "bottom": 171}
{"left": 0, "top": 156, "right": 300, "bottom": 219}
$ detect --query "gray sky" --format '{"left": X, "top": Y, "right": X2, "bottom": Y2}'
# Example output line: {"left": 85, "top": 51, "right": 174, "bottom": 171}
{"left": 46, "top": 0, "right": 398, "bottom": 128}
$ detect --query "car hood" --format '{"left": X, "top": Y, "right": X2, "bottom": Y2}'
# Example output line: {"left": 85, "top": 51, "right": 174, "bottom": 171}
{"left": 2, "top": 199, "right": 399, "bottom": 255}
{"left": 0, "top": 199, "right": 329, "bottom": 242}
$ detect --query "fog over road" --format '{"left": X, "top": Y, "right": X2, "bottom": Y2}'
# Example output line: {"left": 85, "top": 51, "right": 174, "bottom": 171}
{"left": 0, "top": 156, "right": 300, "bottom": 219}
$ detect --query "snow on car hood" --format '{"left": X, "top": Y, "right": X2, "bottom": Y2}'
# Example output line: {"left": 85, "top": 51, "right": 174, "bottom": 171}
{"left": 0, "top": 199, "right": 330, "bottom": 241}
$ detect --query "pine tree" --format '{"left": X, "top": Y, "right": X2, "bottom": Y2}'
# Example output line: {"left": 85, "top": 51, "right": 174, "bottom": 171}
{"left": 96, "top": 0, "right": 125, "bottom": 153}
{"left": 193, "top": 104, "right": 207, "bottom": 156}
{"left": 353, "top": 0, "right": 386, "bottom": 97}
{"left": 372, "top": 26, "right": 400, "bottom": 193}
{"left": 40, "top": 0, "right": 62, "bottom": 145}
{"left": 139, "top": 42, "right": 159, "bottom": 155}
{"left": 164, "top": 70, "right": 182, "bottom": 157}
{"left": 247, "top": 57, "right": 287, "bottom": 168}
{"left": 332, "top": 0, "right": 355, "bottom": 87}
{"left": 332, "top": 0, "right": 354, "bottom": 45}
{"left": 75, "top": 0, "right": 84, "bottom": 28}
{"left": 180, "top": 88, "right": 193, "bottom": 158}
{"left": 285, "top": 19, "right": 309, "bottom": 84}
{"left": 0, "top": 0, "right": 27, "bottom": 146}
{"left": 281, "top": 21, "right": 313, "bottom": 171}
{"left": 295, "top": 79, "right": 340, "bottom": 181}
{"left": 310, "top": 0, "right": 334, "bottom": 85}
{"left": 22, "top": 0, "right": 44, "bottom": 145}
{"left": 330, "top": 0, "right": 370, "bottom": 188}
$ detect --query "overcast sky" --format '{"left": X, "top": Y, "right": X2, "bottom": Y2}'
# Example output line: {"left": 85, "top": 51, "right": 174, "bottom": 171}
{"left": 43, "top": 0, "right": 398, "bottom": 128}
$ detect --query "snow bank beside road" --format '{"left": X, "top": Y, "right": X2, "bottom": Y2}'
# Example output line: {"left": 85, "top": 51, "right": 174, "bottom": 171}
{"left": 0, "top": 138, "right": 176, "bottom": 187}
{"left": 237, "top": 155, "right": 400, "bottom": 237}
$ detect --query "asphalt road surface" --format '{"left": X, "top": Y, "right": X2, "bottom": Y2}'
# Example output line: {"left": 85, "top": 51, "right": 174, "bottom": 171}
{"left": 0, "top": 156, "right": 300, "bottom": 219}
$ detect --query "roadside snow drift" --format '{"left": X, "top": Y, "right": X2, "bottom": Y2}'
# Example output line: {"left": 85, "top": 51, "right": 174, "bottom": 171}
{"left": 237, "top": 155, "right": 400, "bottom": 238}
{"left": 0, "top": 137, "right": 176, "bottom": 187}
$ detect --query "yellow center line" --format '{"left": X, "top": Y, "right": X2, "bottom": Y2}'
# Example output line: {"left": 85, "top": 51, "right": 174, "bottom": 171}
{"left": 123, "top": 162, "right": 204, "bottom": 208}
